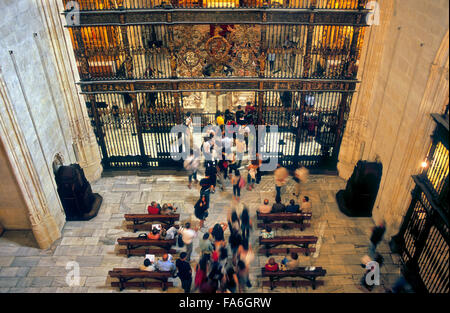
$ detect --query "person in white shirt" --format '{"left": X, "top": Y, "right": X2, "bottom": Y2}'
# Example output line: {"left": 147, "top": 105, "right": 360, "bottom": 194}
{"left": 222, "top": 134, "right": 233, "bottom": 160}
{"left": 294, "top": 165, "right": 309, "bottom": 197}
{"left": 202, "top": 137, "right": 214, "bottom": 167}
{"left": 179, "top": 222, "right": 197, "bottom": 262}
{"left": 164, "top": 226, "right": 178, "bottom": 240}
{"left": 305, "top": 93, "right": 315, "bottom": 108}
{"left": 184, "top": 150, "right": 200, "bottom": 189}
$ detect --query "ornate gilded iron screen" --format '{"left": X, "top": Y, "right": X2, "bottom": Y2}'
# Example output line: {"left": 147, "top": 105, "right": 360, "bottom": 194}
{"left": 63, "top": 0, "right": 369, "bottom": 171}
{"left": 396, "top": 107, "right": 449, "bottom": 293}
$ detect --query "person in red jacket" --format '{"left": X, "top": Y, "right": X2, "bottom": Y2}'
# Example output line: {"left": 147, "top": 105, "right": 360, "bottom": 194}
{"left": 147, "top": 201, "right": 160, "bottom": 214}
{"left": 265, "top": 257, "right": 279, "bottom": 272}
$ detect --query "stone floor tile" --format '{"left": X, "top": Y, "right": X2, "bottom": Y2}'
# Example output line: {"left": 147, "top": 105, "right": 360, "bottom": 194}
{"left": 10, "top": 256, "right": 40, "bottom": 267}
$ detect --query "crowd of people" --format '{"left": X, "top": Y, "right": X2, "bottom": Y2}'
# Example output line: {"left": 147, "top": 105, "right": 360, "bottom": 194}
{"left": 133, "top": 103, "right": 393, "bottom": 293}
{"left": 138, "top": 100, "right": 313, "bottom": 292}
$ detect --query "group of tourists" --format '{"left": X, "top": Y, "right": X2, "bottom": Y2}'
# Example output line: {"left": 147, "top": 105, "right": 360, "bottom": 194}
{"left": 137, "top": 103, "right": 317, "bottom": 293}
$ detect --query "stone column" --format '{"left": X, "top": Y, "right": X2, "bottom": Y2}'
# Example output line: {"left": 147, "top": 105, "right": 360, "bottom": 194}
{"left": 337, "top": 0, "right": 395, "bottom": 180}
{"left": 35, "top": 0, "right": 103, "bottom": 182}
{"left": 0, "top": 67, "right": 60, "bottom": 249}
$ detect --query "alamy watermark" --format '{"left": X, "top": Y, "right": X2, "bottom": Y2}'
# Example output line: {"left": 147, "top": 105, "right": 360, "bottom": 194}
{"left": 65, "top": 1, "right": 80, "bottom": 26}
{"left": 365, "top": 261, "right": 380, "bottom": 286}
{"left": 170, "top": 118, "right": 280, "bottom": 171}
{"left": 365, "top": 1, "right": 380, "bottom": 26}
{"left": 65, "top": 261, "right": 80, "bottom": 286}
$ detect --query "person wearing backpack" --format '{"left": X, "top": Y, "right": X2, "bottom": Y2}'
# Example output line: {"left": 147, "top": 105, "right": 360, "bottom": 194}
{"left": 178, "top": 223, "right": 197, "bottom": 262}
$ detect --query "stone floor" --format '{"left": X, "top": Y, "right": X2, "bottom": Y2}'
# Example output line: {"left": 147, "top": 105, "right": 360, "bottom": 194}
{"left": 0, "top": 172, "right": 402, "bottom": 293}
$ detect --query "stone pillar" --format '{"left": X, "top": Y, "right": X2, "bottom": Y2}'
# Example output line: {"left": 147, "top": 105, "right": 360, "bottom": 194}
{"left": 0, "top": 67, "right": 60, "bottom": 249}
{"left": 35, "top": 0, "right": 102, "bottom": 182}
{"left": 337, "top": 0, "right": 395, "bottom": 180}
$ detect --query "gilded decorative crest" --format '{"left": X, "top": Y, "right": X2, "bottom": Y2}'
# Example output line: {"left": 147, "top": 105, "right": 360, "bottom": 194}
{"left": 205, "top": 28, "right": 231, "bottom": 63}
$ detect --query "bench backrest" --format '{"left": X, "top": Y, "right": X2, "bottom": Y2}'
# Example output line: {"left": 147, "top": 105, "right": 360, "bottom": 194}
{"left": 259, "top": 236, "right": 318, "bottom": 244}
{"left": 257, "top": 212, "right": 312, "bottom": 219}
{"left": 261, "top": 267, "right": 326, "bottom": 277}
{"left": 109, "top": 268, "right": 173, "bottom": 278}
{"left": 117, "top": 237, "right": 176, "bottom": 245}
{"left": 124, "top": 214, "right": 180, "bottom": 221}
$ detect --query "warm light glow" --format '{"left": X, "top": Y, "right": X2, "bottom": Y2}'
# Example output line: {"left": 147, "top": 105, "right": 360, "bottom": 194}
{"left": 421, "top": 161, "right": 428, "bottom": 168}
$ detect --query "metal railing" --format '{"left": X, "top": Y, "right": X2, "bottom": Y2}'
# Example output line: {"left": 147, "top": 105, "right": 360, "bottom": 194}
{"left": 63, "top": 0, "right": 368, "bottom": 11}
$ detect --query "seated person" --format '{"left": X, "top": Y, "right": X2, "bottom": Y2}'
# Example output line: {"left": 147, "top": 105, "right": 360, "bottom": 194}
{"left": 264, "top": 257, "right": 279, "bottom": 272}
{"left": 258, "top": 199, "right": 272, "bottom": 214}
{"left": 163, "top": 226, "right": 178, "bottom": 240}
{"left": 300, "top": 196, "right": 312, "bottom": 214}
{"left": 147, "top": 201, "right": 161, "bottom": 214}
{"left": 139, "top": 258, "right": 156, "bottom": 272}
{"left": 271, "top": 196, "right": 286, "bottom": 213}
{"left": 260, "top": 226, "right": 274, "bottom": 239}
{"left": 285, "top": 199, "right": 300, "bottom": 213}
{"left": 147, "top": 227, "right": 161, "bottom": 240}
{"left": 282, "top": 252, "right": 300, "bottom": 270}
{"left": 160, "top": 203, "right": 177, "bottom": 215}
{"left": 156, "top": 253, "right": 176, "bottom": 272}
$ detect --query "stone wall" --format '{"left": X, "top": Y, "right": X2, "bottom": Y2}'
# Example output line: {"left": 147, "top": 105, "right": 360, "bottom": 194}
{"left": 338, "top": 0, "right": 449, "bottom": 237}
{"left": 0, "top": 0, "right": 75, "bottom": 231}
{"left": 0, "top": 0, "right": 103, "bottom": 248}
{"left": 0, "top": 138, "right": 30, "bottom": 230}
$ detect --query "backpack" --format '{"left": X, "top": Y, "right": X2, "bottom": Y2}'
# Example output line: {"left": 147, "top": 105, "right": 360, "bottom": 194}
{"left": 138, "top": 233, "right": 148, "bottom": 239}
{"left": 177, "top": 232, "right": 184, "bottom": 248}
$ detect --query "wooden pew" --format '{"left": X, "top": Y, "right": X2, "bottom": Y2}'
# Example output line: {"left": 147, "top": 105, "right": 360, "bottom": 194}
{"left": 258, "top": 236, "right": 318, "bottom": 256}
{"left": 124, "top": 214, "right": 180, "bottom": 232}
{"left": 117, "top": 237, "right": 176, "bottom": 257}
{"left": 109, "top": 268, "right": 174, "bottom": 291}
{"left": 257, "top": 212, "right": 312, "bottom": 231}
{"left": 261, "top": 267, "right": 326, "bottom": 290}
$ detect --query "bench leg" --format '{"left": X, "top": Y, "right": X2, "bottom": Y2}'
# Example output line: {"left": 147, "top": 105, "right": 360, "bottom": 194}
{"left": 300, "top": 218, "right": 306, "bottom": 231}
{"left": 162, "top": 279, "right": 168, "bottom": 291}
{"left": 119, "top": 278, "right": 125, "bottom": 291}
{"left": 312, "top": 278, "right": 316, "bottom": 290}
{"left": 270, "top": 277, "right": 275, "bottom": 290}
{"left": 126, "top": 244, "right": 131, "bottom": 258}
{"left": 304, "top": 244, "right": 310, "bottom": 256}
{"left": 265, "top": 244, "right": 271, "bottom": 257}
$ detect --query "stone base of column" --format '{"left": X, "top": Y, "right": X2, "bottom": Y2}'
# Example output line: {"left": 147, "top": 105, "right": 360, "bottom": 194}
{"left": 73, "top": 137, "right": 103, "bottom": 183}
{"left": 337, "top": 159, "right": 356, "bottom": 181}
{"left": 32, "top": 214, "right": 61, "bottom": 250}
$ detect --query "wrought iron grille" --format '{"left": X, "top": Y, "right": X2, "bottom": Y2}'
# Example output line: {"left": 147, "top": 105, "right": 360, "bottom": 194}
{"left": 398, "top": 109, "right": 449, "bottom": 293}
{"left": 63, "top": 0, "right": 368, "bottom": 171}
{"left": 63, "top": 0, "right": 368, "bottom": 10}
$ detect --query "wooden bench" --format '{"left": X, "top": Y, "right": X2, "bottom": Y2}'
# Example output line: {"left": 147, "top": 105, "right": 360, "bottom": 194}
{"left": 261, "top": 267, "right": 326, "bottom": 290}
{"left": 257, "top": 212, "right": 312, "bottom": 231}
{"left": 117, "top": 237, "right": 176, "bottom": 257}
{"left": 124, "top": 214, "right": 180, "bottom": 232}
{"left": 258, "top": 236, "right": 318, "bottom": 257}
{"left": 109, "top": 268, "right": 174, "bottom": 291}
